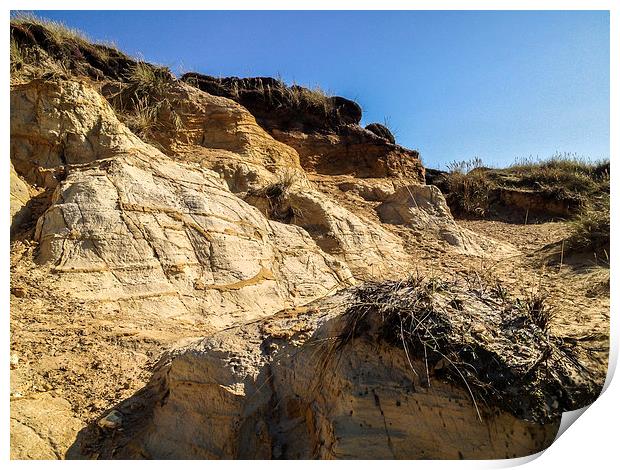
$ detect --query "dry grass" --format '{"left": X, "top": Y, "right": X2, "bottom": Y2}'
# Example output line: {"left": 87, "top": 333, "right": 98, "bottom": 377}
{"left": 109, "top": 62, "right": 182, "bottom": 141}
{"left": 442, "top": 154, "right": 609, "bottom": 218}
{"left": 10, "top": 12, "right": 126, "bottom": 81}
{"left": 444, "top": 158, "right": 492, "bottom": 216}
{"left": 509, "top": 153, "right": 609, "bottom": 200}
{"left": 566, "top": 194, "right": 610, "bottom": 259}
{"left": 287, "top": 84, "right": 334, "bottom": 115}
{"left": 11, "top": 12, "right": 91, "bottom": 44}
{"left": 10, "top": 38, "right": 25, "bottom": 72}
{"left": 329, "top": 273, "right": 600, "bottom": 423}
{"left": 126, "top": 62, "right": 171, "bottom": 95}
{"left": 122, "top": 97, "right": 158, "bottom": 139}
{"left": 213, "top": 76, "right": 335, "bottom": 117}
{"left": 246, "top": 169, "right": 304, "bottom": 223}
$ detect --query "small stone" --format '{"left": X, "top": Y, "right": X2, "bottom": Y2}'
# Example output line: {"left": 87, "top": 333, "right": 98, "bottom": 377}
{"left": 10, "top": 391, "right": 23, "bottom": 399}
{"left": 11, "top": 287, "right": 26, "bottom": 298}
{"left": 10, "top": 354, "right": 19, "bottom": 369}
{"left": 98, "top": 410, "right": 123, "bottom": 429}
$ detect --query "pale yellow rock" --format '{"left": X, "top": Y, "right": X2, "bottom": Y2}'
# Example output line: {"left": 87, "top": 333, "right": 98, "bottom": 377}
{"left": 33, "top": 154, "right": 353, "bottom": 328}
{"left": 136, "top": 80, "right": 303, "bottom": 193}
{"left": 286, "top": 189, "right": 411, "bottom": 279}
{"left": 98, "top": 293, "right": 559, "bottom": 460}
{"left": 376, "top": 185, "right": 518, "bottom": 257}
{"left": 10, "top": 392, "right": 84, "bottom": 460}
{"left": 11, "top": 79, "right": 147, "bottom": 187}
{"left": 11, "top": 79, "right": 353, "bottom": 329}
{"left": 10, "top": 163, "right": 32, "bottom": 233}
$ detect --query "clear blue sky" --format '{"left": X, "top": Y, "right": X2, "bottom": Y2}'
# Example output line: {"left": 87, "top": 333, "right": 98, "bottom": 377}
{"left": 26, "top": 10, "right": 609, "bottom": 169}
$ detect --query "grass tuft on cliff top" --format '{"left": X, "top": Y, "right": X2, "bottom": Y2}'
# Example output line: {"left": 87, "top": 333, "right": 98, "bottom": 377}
{"left": 11, "top": 12, "right": 91, "bottom": 44}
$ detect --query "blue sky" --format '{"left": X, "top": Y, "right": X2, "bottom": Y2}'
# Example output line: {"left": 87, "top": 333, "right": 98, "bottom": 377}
{"left": 26, "top": 10, "right": 609, "bottom": 169}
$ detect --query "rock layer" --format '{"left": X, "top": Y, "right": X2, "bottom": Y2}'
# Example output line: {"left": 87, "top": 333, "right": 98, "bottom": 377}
{"left": 89, "top": 290, "right": 561, "bottom": 459}
{"left": 15, "top": 80, "right": 354, "bottom": 329}
{"left": 181, "top": 72, "right": 424, "bottom": 182}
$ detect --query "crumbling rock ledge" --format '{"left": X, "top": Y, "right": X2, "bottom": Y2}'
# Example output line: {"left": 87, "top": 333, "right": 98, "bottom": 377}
{"left": 82, "top": 275, "right": 599, "bottom": 459}
{"left": 182, "top": 73, "right": 424, "bottom": 181}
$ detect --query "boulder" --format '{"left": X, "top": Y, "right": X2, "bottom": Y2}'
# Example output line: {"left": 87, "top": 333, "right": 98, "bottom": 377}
{"left": 365, "top": 123, "right": 395, "bottom": 144}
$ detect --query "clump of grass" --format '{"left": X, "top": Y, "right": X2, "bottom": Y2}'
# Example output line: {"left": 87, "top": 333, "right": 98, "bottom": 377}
{"left": 565, "top": 194, "right": 610, "bottom": 259}
{"left": 126, "top": 62, "right": 171, "bottom": 96}
{"left": 11, "top": 12, "right": 91, "bottom": 44}
{"left": 10, "top": 38, "right": 25, "bottom": 72}
{"left": 515, "top": 293, "right": 555, "bottom": 335}
{"left": 122, "top": 96, "right": 158, "bottom": 139}
{"left": 444, "top": 158, "right": 493, "bottom": 216}
{"left": 286, "top": 84, "right": 334, "bottom": 116}
{"left": 246, "top": 169, "right": 304, "bottom": 223}
{"left": 326, "top": 273, "right": 599, "bottom": 423}
{"left": 108, "top": 62, "right": 183, "bottom": 142}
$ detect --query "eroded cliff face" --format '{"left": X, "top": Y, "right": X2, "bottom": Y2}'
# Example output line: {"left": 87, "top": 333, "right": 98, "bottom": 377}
{"left": 10, "top": 21, "right": 605, "bottom": 461}
{"left": 181, "top": 73, "right": 425, "bottom": 181}
{"left": 13, "top": 79, "right": 355, "bottom": 330}
{"left": 85, "top": 285, "right": 570, "bottom": 460}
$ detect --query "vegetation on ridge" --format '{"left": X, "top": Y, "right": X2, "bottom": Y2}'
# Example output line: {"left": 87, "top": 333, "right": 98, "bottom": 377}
{"left": 434, "top": 153, "right": 610, "bottom": 258}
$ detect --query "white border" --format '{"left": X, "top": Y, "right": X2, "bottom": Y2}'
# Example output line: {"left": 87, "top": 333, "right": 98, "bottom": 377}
{"left": 2, "top": 1, "right": 617, "bottom": 468}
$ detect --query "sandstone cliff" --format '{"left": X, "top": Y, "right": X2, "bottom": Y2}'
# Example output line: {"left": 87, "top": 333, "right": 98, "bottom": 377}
{"left": 10, "top": 18, "right": 608, "bottom": 461}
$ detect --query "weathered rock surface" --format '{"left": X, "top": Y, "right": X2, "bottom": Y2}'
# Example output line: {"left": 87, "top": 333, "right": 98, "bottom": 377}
{"left": 14, "top": 80, "right": 353, "bottom": 329}
{"left": 10, "top": 162, "right": 33, "bottom": 234}
{"left": 376, "top": 185, "right": 518, "bottom": 256}
{"left": 11, "top": 79, "right": 147, "bottom": 188}
{"left": 271, "top": 127, "right": 424, "bottom": 180}
{"left": 246, "top": 185, "right": 411, "bottom": 280}
{"left": 180, "top": 73, "right": 424, "bottom": 181}
{"left": 35, "top": 154, "right": 354, "bottom": 327}
{"left": 122, "top": 80, "right": 302, "bottom": 180}
{"left": 88, "top": 285, "right": 565, "bottom": 460}
{"left": 10, "top": 393, "right": 85, "bottom": 460}
{"left": 494, "top": 188, "right": 574, "bottom": 217}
